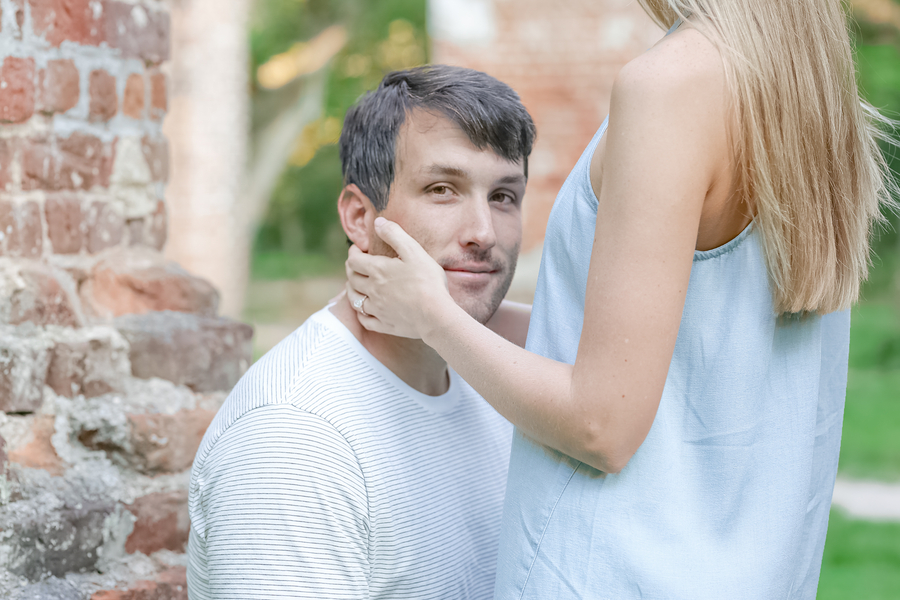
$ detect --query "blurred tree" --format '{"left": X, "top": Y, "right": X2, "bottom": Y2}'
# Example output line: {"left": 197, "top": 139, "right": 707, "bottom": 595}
{"left": 248, "top": 0, "right": 900, "bottom": 289}
{"left": 251, "top": 0, "right": 428, "bottom": 276}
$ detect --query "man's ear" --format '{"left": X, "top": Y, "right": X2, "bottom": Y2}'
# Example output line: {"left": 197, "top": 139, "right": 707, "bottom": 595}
{"left": 337, "top": 184, "right": 376, "bottom": 252}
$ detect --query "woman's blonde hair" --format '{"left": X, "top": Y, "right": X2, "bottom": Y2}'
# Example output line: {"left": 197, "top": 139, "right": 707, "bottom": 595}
{"left": 638, "top": 0, "right": 898, "bottom": 314}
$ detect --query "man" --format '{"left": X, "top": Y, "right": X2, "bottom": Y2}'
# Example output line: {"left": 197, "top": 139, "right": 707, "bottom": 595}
{"left": 186, "top": 65, "right": 536, "bottom": 599}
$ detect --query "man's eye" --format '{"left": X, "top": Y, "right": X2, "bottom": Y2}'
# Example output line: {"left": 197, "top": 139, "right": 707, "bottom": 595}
{"left": 431, "top": 185, "right": 449, "bottom": 195}
{"left": 492, "top": 192, "right": 514, "bottom": 204}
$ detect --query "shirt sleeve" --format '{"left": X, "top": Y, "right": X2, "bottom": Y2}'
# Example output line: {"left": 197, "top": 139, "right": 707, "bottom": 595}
{"left": 189, "top": 403, "right": 369, "bottom": 599}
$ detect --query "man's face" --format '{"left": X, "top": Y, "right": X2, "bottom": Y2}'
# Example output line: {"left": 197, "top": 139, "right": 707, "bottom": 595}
{"left": 369, "top": 110, "right": 525, "bottom": 324}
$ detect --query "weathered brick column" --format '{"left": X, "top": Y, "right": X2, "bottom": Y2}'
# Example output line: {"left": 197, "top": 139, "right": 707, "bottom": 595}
{"left": 0, "top": 1, "right": 251, "bottom": 598}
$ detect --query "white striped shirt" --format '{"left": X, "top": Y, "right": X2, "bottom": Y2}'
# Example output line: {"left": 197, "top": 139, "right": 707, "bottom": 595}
{"left": 187, "top": 307, "right": 513, "bottom": 599}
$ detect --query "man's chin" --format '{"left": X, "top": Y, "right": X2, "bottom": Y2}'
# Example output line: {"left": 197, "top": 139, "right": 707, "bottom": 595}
{"left": 452, "top": 293, "right": 505, "bottom": 325}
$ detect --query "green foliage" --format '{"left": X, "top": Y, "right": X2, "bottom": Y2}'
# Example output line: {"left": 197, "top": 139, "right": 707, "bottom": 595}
{"left": 853, "top": 20, "right": 900, "bottom": 299}
{"left": 255, "top": 144, "right": 346, "bottom": 257}
{"left": 840, "top": 304, "right": 900, "bottom": 481}
{"left": 818, "top": 511, "right": 900, "bottom": 600}
{"left": 250, "top": 0, "right": 428, "bottom": 276}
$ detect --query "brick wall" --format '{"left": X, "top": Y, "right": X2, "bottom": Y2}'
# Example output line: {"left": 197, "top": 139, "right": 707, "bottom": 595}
{"left": 0, "top": 1, "right": 251, "bottom": 598}
{"left": 430, "top": 0, "right": 662, "bottom": 252}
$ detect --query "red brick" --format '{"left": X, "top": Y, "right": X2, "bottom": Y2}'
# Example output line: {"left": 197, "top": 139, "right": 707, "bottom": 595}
{"left": 59, "top": 132, "right": 113, "bottom": 189}
{"left": 104, "top": 2, "right": 170, "bottom": 65}
{"left": 0, "top": 138, "right": 16, "bottom": 191}
{"left": 141, "top": 136, "right": 168, "bottom": 182}
{"left": 24, "top": 134, "right": 113, "bottom": 191}
{"left": 86, "top": 201, "right": 124, "bottom": 253}
{"left": 90, "top": 567, "right": 187, "bottom": 600}
{"left": 7, "top": 416, "right": 65, "bottom": 475}
{"left": 45, "top": 194, "right": 84, "bottom": 254}
{"left": 0, "top": 199, "right": 43, "bottom": 258}
{"left": 149, "top": 71, "right": 166, "bottom": 118}
{"left": 122, "top": 73, "right": 145, "bottom": 119}
{"left": 21, "top": 136, "right": 54, "bottom": 190}
{"left": 0, "top": 56, "right": 35, "bottom": 123}
{"left": 38, "top": 58, "right": 79, "bottom": 114}
{"left": 125, "top": 491, "right": 189, "bottom": 554}
{"left": 89, "top": 69, "right": 117, "bottom": 122}
{"left": 29, "top": 0, "right": 104, "bottom": 47}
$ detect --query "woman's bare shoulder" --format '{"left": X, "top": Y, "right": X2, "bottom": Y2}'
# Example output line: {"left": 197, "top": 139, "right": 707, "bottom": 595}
{"left": 614, "top": 25, "right": 726, "bottom": 107}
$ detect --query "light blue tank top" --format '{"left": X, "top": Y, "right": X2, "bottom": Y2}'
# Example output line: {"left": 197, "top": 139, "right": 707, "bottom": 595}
{"left": 493, "top": 119, "right": 850, "bottom": 599}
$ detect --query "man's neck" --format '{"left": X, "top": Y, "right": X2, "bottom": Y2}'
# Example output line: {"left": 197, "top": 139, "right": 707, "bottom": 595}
{"left": 330, "top": 292, "right": 450, "bottom": 396}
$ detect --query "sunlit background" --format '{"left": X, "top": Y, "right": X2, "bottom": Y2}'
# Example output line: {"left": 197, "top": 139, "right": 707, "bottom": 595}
{"left": 162, "top": 1, "right": 900, "bottom": 597}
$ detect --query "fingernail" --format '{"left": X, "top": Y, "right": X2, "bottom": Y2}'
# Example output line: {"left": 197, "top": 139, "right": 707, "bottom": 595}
{"left": 374, "top": 217, "right": 387, "bottom": 227}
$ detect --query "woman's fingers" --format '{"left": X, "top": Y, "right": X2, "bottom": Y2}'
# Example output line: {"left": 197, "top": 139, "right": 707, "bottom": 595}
{"left": 346, "top": 244, "right": 373, "bottom": 278}
{"left": 373, "top": 217, "right": 423, "bottom": 261}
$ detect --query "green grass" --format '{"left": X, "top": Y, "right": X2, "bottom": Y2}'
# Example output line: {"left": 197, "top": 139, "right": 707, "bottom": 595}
{"left": 818, "top": 511, "right": 900, "bottom": 600}
{"left": 839, "top": 303, "right": 900, "bottom": 481}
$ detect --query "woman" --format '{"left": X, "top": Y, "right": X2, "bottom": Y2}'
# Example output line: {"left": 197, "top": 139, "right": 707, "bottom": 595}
{"left": 345, "top": 1, "right": 896, "bottom": 597}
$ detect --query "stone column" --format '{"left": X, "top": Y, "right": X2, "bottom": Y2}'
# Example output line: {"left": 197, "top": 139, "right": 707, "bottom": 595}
{"left": 164, "top": 0, "right": 250, "bottom": 319}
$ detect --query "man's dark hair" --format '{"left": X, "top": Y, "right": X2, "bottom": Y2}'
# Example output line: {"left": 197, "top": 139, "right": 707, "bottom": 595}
{"left": 339, "top": 64, "right": 537, "bottom": 211}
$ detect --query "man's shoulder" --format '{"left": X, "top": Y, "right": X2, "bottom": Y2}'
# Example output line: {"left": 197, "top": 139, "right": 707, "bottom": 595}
{"left": 193, "top": 309, "right": 371, "bottom": 464}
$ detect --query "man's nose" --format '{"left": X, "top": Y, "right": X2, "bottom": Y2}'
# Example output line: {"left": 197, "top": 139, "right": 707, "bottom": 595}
{"left": 460, "top": 199, "right": 497, "bottom": 250}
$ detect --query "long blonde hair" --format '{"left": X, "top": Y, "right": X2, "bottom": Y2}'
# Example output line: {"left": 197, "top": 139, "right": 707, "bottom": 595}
{"left": 638, "top": 0, "right": 898, "bottom": 314}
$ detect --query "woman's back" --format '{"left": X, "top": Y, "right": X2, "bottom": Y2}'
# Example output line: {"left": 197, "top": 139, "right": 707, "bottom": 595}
{"left": 493, "top": 115, "right": 850, "bottom": 599}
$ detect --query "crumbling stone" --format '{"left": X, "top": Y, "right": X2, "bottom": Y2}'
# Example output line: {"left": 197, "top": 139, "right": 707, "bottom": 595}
{"left": 91, "top": 566, "right": 187, "bottom": 600}
{"left": 125, "top": 491, "right": 189, "bottom": 555}
{"left": 0, "top": 325, "right": 53, "bottom": 413}
{"left": 2, "top": 262, "right": 83, "bottom": 327}
{"left": 110, "top": 137, "right": 156, "bottom": 220}
{"left": 1, "top": 496, "right": 117, "bottom": 580}
{"left": 80, "top": 249, "right": 219, "bottom": 320}
{"left": 115, "top": 311, "right": 251, "bottom": 392}
{"left": 16, "top": 576, "right": 83, "bottom": 600}
{"left": 68, "top": 378, "right": 221, "bottom": 475}
{"left": 46, "top": 326, "right": 131, "bottom": 398}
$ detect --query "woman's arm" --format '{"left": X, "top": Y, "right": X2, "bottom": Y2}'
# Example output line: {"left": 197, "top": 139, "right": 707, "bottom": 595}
{"left": 347, "top": 32, "right": 729, "bottom": 472}
{"left": 485, "top": 300, "right": 531, "bottom": 348}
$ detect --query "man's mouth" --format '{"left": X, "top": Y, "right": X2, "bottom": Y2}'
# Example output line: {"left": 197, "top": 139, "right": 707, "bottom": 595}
{"left": 442, "top": 262, "right": 501, "bottom": 286}
{"left": 443, "top": 264, "right": 498, "bottom": 274}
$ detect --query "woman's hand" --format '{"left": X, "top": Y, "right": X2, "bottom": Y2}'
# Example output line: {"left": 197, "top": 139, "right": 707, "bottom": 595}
{"left": 345, "top": 217, "right": 453, "bottom": 339}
